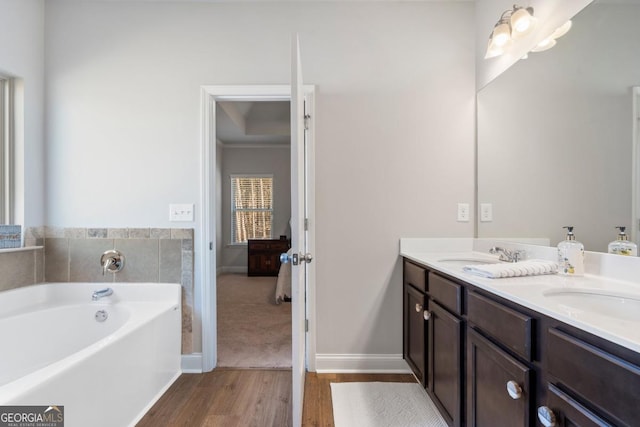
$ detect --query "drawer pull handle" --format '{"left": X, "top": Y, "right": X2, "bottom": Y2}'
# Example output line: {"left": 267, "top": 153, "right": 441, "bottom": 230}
{"left": 537, "top": 406, "right": 557, "bottom": 427}
{"left": 506, "top": 381, "right": 522, "bottom": 399}
{"left": 423, "top": 310, "right": 431, "bottom": 320}
{"left": 415, "top": 303, "right": 423, "bottom": 313}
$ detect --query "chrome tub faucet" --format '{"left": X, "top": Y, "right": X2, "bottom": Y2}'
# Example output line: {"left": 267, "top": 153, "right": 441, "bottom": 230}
{"left": 92, "top": 288, "right": 113, "bottom": 301}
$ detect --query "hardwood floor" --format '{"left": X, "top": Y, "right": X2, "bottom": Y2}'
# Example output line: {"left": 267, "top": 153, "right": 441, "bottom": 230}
{"left": 137, "top": 369, "right": 292, "bottom": 427}
{"left": 137, "top": 370, "right": 416, "bottom": 427}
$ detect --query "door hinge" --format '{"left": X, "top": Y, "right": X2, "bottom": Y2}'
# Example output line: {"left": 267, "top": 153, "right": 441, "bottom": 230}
{"left": 304, "top": 218, "right": 309, "bottom": 231}
{"left": 305, "top": 319, "right": 309, "bottom": 332}
{"left": 304, "top": 114, "right": 311, "bottom": 130}
{"left": 209, "top": 242, "right": 213, "bottom": 250}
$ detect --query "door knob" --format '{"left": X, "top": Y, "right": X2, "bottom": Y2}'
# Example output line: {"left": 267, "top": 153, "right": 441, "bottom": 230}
{"left": 280, "top": 253, "right": 291, "bottom": 264}
{"left": 280, "top": 252, "right": 313, "bottom": 266}
{"left": 415, "top": 303, "right": 423, "bottom": 313}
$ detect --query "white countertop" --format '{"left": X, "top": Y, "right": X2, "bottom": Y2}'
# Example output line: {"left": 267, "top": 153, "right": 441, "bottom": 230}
{"left": 401, "top": 248, "right": 640, "bottom": 354}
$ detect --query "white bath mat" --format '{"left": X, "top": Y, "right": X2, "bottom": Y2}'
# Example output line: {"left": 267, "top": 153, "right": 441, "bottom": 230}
{"left": 330, "top": 382, "right": 447, "bottom": 427}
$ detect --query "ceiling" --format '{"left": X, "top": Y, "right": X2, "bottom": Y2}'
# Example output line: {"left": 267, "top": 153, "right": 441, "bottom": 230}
{"left": 216, "top": 101, "right": 290, "bottom": 146}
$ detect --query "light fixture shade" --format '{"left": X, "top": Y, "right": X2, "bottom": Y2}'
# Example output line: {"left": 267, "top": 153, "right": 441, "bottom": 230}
{"left": 510, "top": 6, "right": 536, "bottom": 38}
{"left": 551, "top": 20, "right": 572, "bottom": 39}
{"left": 531, "top": 38, "right": 556, "bottom": 52}
{"left": 484, "top": 37, "right": 504, "bottom": 59}
{"left": 492, "top": 21, "right": 511, "bottom": 47}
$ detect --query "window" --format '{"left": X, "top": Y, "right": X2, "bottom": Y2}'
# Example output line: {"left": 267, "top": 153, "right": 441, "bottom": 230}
{"left": 231, "top": 175, "right": 273, "bottom": 244}
{"left": 0, "top": 76, "right": 14, "bottom": 224}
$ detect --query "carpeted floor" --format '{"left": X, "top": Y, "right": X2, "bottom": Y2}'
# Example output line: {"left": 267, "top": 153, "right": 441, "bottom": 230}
{"left": 217, "top": 273, "right": 292, "bottom": 368}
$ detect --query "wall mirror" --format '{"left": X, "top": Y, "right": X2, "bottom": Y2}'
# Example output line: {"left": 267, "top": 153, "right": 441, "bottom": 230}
{"left": 477, "top": 0, "right": 640, "bottom": 252}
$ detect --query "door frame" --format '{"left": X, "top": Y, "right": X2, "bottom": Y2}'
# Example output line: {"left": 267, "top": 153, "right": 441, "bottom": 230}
{"left": 199, "top": 85, "right": 316, "bottom": 373}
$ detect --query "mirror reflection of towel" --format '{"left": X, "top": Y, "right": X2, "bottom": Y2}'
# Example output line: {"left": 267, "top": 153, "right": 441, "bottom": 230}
{"left": 463, "top": 259, "right": 558, "bottom": 279}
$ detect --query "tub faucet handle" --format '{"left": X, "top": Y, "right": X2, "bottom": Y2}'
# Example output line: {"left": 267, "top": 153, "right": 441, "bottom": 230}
{"left": 100, "top": 250, "right": 125, "bottom": 275}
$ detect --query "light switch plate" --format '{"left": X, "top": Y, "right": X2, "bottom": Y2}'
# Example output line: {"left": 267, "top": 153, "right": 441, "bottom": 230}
{"left": 169, "top": 204, "right": 194, "bottom": 222}
{"left": 480, "top": 203, "right": 493, "bottom": 222}
{"left": 457, "top": 203, "right": 470, "bottom": 222}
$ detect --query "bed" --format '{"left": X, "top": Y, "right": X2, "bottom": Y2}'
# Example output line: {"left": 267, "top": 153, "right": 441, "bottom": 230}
{"left": 275, "top": 249, "right": 292, "bottom": 304}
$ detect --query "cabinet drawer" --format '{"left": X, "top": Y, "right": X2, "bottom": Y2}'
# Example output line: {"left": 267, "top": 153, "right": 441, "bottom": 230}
{"left": 269, "top": 241, "right": 289, "bottom": 251}
{"left": 249, "top": 241, "right": 269, "bottom": 250}
{"left": 404, "top": 260, "right": 426, "bottom": 292}
{"left": 547, "top": 328, "right": 640, "bottom": 427}
{"left": 428, "top": 273, "right": 462, "bottom": 315}
{"left": 543, "top": 383, "right": 611, "bottom": 427}
{"left": 467, "top": 291, "right": 533, "bottom": 361}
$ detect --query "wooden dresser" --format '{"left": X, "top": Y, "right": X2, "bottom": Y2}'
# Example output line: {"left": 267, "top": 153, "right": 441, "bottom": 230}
{"left": 247, "top": 239, "right": 290, "bottom": 276}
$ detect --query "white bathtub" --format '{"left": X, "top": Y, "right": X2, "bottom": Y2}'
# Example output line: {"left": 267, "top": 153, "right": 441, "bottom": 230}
{"left": 0, "top": 282, "right": 182, "bottom": 427}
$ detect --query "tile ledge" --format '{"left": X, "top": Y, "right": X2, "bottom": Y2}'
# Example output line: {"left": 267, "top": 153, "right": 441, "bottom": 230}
{"left": 0, "top": 246, "right": 43, "bottom": 254}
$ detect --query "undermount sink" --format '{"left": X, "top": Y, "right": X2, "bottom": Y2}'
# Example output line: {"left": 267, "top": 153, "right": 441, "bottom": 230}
{"left": 436, "top": 258, "right": 501, "bottom": 267}
{"left": 543, "top": 288, "right": 640, "bottom": 323}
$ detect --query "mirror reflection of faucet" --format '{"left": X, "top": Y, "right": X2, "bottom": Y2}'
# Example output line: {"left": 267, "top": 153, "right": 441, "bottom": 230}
{"left": 100, "top": 250, "right": 125, "bottom": 275}
{"left": 489, "top": 247, "right": 527, "bottom": 263}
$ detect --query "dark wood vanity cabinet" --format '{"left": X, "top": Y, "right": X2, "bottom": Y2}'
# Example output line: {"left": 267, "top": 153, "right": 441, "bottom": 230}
{"left": 402, "top": 257, "right": 640, "bottom": 427}
{"left": 403, "top": 262, "right": 463, "bottom": 427}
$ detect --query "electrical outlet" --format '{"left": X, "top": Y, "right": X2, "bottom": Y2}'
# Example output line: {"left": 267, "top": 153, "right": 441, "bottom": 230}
{"left": 457, "top": 203, "right": 470, "bottom": 222}
{"left": 480, "top": 203, "right": 493, "bottom": 222}
{"left": 169, "top": 204, "right": 194, "bottom": 222}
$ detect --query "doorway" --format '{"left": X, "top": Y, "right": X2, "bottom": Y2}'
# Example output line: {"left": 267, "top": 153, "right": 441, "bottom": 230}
{"left": 215, "top": 99, "right": 293, "bottom": 368}
{"left": 199, "top": 84, "right": 316, "bottom": 374}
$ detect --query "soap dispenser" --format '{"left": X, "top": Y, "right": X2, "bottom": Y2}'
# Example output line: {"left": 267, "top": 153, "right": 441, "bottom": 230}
{"left": 557, "top": 226, "right": 584, "bottom": 276}
{"left": 608, "top": 226, "right": 638, "bottom": 256}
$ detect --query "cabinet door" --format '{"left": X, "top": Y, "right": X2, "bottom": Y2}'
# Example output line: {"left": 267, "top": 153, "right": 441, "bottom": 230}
{"left": 537, "top": 383, "right": 612, "bottom": 427}
{"left": 404, "top": 283, "right": 427, "bottom": 386}
{"left": 467, "top": 328, "right": 532, "bottom": 427}
{"left": 428, "top": 300, "right": 463, "bottom": 427}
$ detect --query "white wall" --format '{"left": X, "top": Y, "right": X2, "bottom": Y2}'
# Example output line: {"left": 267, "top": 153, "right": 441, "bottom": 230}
{"left": 476, "top": 0, "right": 591, "bottom": 89}
{"left": 477, "top": 2, "right": 640, "bottom": 252}
{"left": 0, "top": 0, "right": 45, "bottom": 228}
{"left": 44, "top": 1, "right": 475, "bottom": 359}
{"left": 220, "top": 145, "right": 291, "bottom": 270}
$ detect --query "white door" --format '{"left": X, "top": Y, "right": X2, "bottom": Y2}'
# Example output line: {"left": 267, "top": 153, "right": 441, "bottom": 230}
{"left": 290, "top": 34, "right": 310, "bottom": 427}
{"left": 634, "top": 86, "right": 640, "bottom": 247}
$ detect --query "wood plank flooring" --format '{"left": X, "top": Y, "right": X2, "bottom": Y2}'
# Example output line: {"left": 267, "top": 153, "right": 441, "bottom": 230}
{"left": 137, "top": 370, "right": 415, "bottom": 427}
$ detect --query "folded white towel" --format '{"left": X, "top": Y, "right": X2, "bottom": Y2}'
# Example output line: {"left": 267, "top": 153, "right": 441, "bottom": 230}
{"left": 462, "top": 259, "right": 558, "bottom": 279}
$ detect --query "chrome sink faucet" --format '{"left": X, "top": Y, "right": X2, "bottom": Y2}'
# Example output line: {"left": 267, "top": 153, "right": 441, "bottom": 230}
{"left": 489, "top": 247, "right": 526, "bottom": 263}
{"left": 92, "top": 288, "right": 113, "bottom": 301}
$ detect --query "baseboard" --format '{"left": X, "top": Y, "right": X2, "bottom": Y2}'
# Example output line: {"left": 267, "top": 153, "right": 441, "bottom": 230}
{"left": 315, "top": 354, "right": 412, "bottom": 374}
{"left": 217, "top": 266, "right": 247, "bottom": 275}
{"left": 181, "top": 353, "right": 203, "bottom": 373}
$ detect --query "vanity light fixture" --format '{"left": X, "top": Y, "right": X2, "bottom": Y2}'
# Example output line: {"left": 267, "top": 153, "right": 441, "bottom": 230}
{"left": 485, "top": 5, "right": 536, "bottom": 59}
{"left": 531, "top": 20, "right": 572, "bottom": 54}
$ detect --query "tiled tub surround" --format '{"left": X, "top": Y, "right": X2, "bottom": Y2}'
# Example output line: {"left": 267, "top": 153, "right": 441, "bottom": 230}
{"left": 0, "top": 247, "right": 44, "bottom": 292}
{"left": 41, "top": 227, "right": 194, "bottom": 353}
